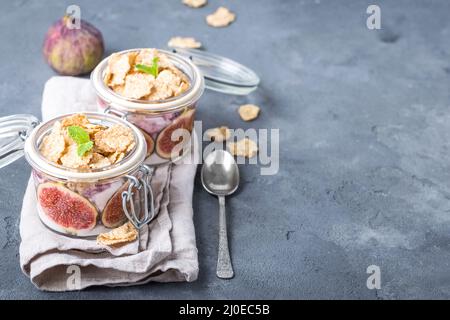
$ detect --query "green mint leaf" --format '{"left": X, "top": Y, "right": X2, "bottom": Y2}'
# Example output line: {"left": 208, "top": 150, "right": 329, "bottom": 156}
{"left": 135, "top": 64, "right": 153, "bottom": 74}
{"left": 68, "top": 125, "right": 90, "bottom": 145}
{"left": 135, "top": 57, "right": 159, "bottom": 77}
{"left": 68, "top": 126, "right": 93, "bottom": 157}
{"left": 77, "top": 141, "right": 93, "bottom": 157}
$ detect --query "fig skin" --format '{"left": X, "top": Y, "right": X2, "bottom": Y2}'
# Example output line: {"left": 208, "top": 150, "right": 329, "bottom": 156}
{"left": 37, "top": 182, "right": 98, "bottom": 232}
{"left": 156, "top": 108, "right": 195, "bottom": 159}
{"left": 139, "top": 128, "right": 155, "bottom": 157}
{"left": 102, "top": 182, "right": 130, "bottom": 228}
{"left": 43, "top": 16, "right": 104, "bottom": 76}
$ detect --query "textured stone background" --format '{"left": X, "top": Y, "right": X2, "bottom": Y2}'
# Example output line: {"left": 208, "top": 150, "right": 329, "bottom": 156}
{"left": 1, "top": 0, "right": 450, "bottom": 299}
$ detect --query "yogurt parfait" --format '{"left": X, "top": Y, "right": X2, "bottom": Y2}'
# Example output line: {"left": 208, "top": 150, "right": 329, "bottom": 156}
{"left": 0, "top": 112, "right": 154, "bottom": 237}
{"left": 92, "top": 48, "right": 203, "bottom": 165}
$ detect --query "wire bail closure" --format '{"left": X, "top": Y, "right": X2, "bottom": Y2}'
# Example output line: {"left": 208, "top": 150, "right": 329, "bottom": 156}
{"left": 121, "top": 164, "right": 155, "bottom": 229}
{"left": 0, "top": 114, "right": 40, "bottom": 169}
{"left": 103, "top": 106, "right": 128, "bottom": 119}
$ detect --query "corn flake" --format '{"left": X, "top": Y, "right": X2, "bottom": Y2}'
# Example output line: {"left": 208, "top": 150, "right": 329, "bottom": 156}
{"left": 107, "top": 49, "right": 190, "bottom": 101}
{"left": 39, "top": 129, "right": 66, "bottom": 163}
{"left": 135, "top": 49, "right": 171, "bottom": 69}
{"left": 108, "top": 53, "right": 133, "bottom": 86}
{"left": 108, "top": 151, "right": 126, "bottom": 164}
{"left": 89, "top": 152, "right": 112, "bottom": 169}
{"left": 238, "top": 104, "right": 260, "bottom": 121}
{"left": 61, "top": 114, "right": 89, "bottom": 127}
{"left": 183, "top": 0, "right": 207, "bottom": 8}
{"left": 60, "top": 144, "right": 93, "bottom": 168}
{"left": 83, "top": 123, "right": 107, "bottom": 137}
{"left": 122, "top": 73, "right": 155, "bottom": 99}
{"left": 97, "top": 222, "right": 138, "bottom": 246}
{"left": 206, "top": 7, "right": 236, "bottom": 28}
{"left": 168, "top": 36, "right": 202, "bottom": 49}
{"left": 94, "top": 124, "right": 134, "bottom": 154}
{"left": 40, "top": 114, "right": 136, "bottom": 170}
{"left": 206, "top": 126, "right": 231, "bottom": 142}
{"left": 228, "top": 138, "right": 258, "bottom": 158}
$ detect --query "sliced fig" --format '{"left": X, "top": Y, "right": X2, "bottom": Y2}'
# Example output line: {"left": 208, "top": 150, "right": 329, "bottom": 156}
{"left": 37, "top": 182, "right": 98, "bottom": 231}
{"left": 139, "top": 128, "right": 155, "bottom": 157}
{"left": 102, "top": 182, "right": 130, "bottom": 228}
{"left": 155, "top": 108, "right": 195, "bottom": 159}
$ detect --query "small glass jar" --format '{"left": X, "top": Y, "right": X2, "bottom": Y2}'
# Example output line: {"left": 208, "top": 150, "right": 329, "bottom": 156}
{"left": 91, "top": 48, "right": 260, "bottom": 165}
{"left": 0, "top": 112, "right": 154, "bottom": 237}
{"left": 91, "top": 49, "right": 204, "bottom": 165}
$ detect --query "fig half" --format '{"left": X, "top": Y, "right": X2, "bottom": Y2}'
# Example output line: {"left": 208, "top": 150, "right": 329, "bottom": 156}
{"left": 140, "top": 128, "right": 155, "bottom": 157}
{"left": 37, "top": 182, "right": 98, "bottom": 232}
{"left": 102, "top": 182, "right": 130, "bottom": 228}
{"left": 155, "top": 108, "right": 195, "bottom": 159}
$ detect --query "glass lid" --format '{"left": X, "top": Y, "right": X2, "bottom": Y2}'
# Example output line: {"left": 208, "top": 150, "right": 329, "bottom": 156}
{"left": 0, "top": 114, "right": 39, "bottom": 169}
{"left": 171, "top": 48, "right": 260, "bottom": 95}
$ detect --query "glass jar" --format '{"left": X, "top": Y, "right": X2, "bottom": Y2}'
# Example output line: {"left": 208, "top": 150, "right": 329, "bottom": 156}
{"left": 91, "top": 48, "right": 260, "bottom": 165}
{"left": 0, "top": 112, "right": 154, "bottom": 237}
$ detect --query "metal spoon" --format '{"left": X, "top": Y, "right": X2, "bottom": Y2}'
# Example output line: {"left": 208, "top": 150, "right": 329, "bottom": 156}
{"left": 201, "top": 150, "right": 239, "bottom": 279}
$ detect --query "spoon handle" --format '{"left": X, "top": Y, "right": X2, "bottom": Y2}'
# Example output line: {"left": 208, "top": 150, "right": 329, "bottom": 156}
{"left": 216, "top": 195, "right": 234, "bottom": 279}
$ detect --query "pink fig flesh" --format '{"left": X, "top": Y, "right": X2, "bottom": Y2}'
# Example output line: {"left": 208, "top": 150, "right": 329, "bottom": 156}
{"left": 155, "top": 109, "right": 195, "bottom": 159}
{"left": 37, "top": 182, "right": 98, "bottom": 231}
{"left": 102, "top": 182, "right": 130, "bottom": 228}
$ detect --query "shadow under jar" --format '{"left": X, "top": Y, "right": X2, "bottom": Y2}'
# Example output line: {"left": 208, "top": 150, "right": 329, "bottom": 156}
{"left": 0, "top": 112, "right": 155, "bottom": 237}
{"left": 91, "top": 48, "right": 260, "bottom": 165}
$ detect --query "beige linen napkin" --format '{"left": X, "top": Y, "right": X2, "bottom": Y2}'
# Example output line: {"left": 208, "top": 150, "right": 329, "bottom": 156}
{"left": 19, "top": 77, "right": 199, "bottom": 291}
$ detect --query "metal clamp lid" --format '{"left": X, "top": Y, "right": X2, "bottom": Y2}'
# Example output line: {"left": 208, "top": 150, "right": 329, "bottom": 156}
{"left": 122, "top": 164, "right": 155, "bottom": 229}
{"left": 172, "top": 48, "right": 260, "bottom": 95}
{"left": 0, "top": 114, "right": 39, "bottom": 169}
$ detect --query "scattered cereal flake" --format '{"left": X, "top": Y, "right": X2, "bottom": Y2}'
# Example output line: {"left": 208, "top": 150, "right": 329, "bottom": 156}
{"left": 238, "top": 104, "right": 260, "bottom": 121}
{"left": 97, "top": 222, "right": 138, "bottom": 246}
{"left": 89, "top": 153, "right": 112, "bottom": 169}
{"left": 206, "top": 7, "right": 235, "bottom": 28}
{"left": 39, "top": 131, "right": 66, "bottom": 163}
{"left": 183, "top": 0, "right": 207, "bottom": 8}
{"left": 168, "top": 36, "right": 202, "bottom": 49}
{"left": 94, "top": 124, "right": 134, "bottom": 153}
{"left": 108, "top": 53, "right": 132, "bottom": 86}
{"left": 228, "top": 138, "right": 258, "bottom": 158}
{"left": 61, "top": 114, "right": 89, "bottom": 127}
{"left": 60, "top": 144, "right": 93, "bottom": 168}
{"left": 122, "top": 73, "right": 155, "bottom": 99}
{"left": 206, "top": 126, "right": 231, "bottom": 142}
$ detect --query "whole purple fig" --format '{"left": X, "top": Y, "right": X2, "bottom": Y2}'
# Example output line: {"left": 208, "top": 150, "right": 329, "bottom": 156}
{"left": 43, "top": 16, "right": 104, "bottom": 76}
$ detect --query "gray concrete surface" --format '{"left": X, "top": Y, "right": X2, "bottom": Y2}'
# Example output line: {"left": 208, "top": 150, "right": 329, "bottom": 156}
{"left": 1, "top": 0, "right": 450, "bottom": 299}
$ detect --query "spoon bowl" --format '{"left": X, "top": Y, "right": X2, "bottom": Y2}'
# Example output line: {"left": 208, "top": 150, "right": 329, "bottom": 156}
{"left": 201, "top": 150, "right": 239, "bottom": 196}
